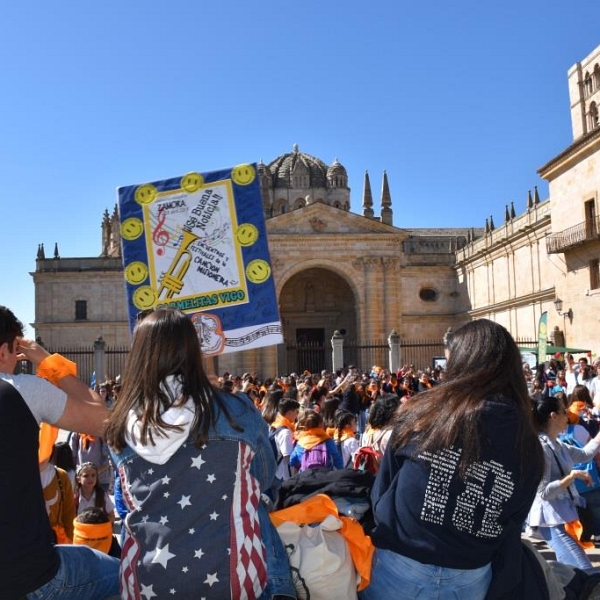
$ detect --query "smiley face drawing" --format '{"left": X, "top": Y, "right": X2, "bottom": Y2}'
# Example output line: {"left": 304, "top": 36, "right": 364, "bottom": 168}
{"left": 181, "top": 172, "right": 203, "bottom": 193}
{"left": 246, "top": 259, "right": 271, "bottom": 284}
{"left": 132, "top": 286, "right": 156, "bottom": 310}
{"left": 124, "top": 262, "right": 149, "bottom": 286}
{"left": 236, "top": 223, "right": 259, "bottom": 247}
{"left": 134, "top": 184, "right": 158, "bottom": 205}
{"left": 231, "top": 164, "right": 256, "bottom": 186}
{"left": 121, "top": 218, "right": 144, "bottom": 241}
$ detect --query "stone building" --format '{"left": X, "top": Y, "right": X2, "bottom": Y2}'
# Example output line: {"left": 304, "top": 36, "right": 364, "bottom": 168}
{"left": 32, "top": 42, "right": 600, "bottom": 375}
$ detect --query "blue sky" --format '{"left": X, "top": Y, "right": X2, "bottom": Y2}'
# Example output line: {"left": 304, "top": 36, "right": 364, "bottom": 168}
{"left": 1, "top": 1, "right": 599, "bottom": 334}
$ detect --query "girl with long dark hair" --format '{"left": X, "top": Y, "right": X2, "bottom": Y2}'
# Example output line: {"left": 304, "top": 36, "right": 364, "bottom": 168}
{"left": 360, "top": 319, "right": 544, "bottom": 599}
{"left": 104, "top": 308, "right": 292, "bottom": 599}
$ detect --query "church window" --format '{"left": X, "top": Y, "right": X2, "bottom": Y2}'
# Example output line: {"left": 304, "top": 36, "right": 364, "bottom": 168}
{"left": 590, "top": 259, "right": 600, "bottom": 291}
{"left": 75, "top": 300, "right": 87, "bottom": 320}
{"left": 595, "top": 64, "right": 600, "bottom": 90}
{"left": 589, "top": 102, "right": 599, "bottom": 130}
{"left": 294, "top": 198, "right": 305, "bottom": 210}
{"left": 585, "top": 73, "right": 593, "bottom": 97}
{"left": 419, "top": 288, "right": 438, "bottom": 302}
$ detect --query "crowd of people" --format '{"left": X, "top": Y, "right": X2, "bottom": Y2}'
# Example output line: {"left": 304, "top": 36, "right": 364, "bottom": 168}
{"left": 4, "top": 302, "right": 600, "bottom": 599}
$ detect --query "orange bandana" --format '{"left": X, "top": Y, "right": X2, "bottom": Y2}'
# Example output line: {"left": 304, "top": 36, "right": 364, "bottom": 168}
{"left": 296, "top": 428, "right": 330, "bottom": 450}
{"left": 272, "top": 414, "right": 296, "bottom": 433}
{"left": 336, "top": 426, "right": 356, "bottom": 442}
{"left": 73, "top": 520, "right": 113, "bottom": 554}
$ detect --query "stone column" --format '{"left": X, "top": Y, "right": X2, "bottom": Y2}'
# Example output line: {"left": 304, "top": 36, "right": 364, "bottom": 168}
{"left": 388, "top": 330, "right": 400, "bottom": 374}
{"left": 93, "top": 337, "right": 106, "bottom": 386}
{"left": 332, "top": 330, "right": 344, "bottom": 371}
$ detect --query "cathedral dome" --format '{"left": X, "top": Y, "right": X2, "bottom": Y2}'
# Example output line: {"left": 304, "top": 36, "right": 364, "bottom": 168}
{"left": 268, "top": 144, "right": 329, "bottom": 189}
{"left": 327, "top": 158, "right": 347, "bottom": 178}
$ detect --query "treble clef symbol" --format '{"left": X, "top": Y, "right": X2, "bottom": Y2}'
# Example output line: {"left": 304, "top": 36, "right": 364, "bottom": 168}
{"left": 153, "top": 210, "right": 169, "bottom": 256}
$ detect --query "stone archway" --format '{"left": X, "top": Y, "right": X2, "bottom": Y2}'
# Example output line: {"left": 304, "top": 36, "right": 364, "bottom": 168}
{"left": 279, "top": 267, "right": 357, "bottom": 373}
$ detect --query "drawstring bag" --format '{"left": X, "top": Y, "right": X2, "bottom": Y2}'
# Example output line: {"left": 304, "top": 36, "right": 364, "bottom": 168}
{"left": 270, "top": 493, "right": 373, "bottom": 599}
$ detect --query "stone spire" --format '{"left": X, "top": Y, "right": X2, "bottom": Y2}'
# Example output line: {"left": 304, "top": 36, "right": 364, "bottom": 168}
{"left": 510, "top": 201, "right": 516, "bottom": 219}
{"left": 489, "top": 215, "right": 495, "bottom": 231}
{"left": 36, "top": 243, "right": 45, "bottom": 260}
{"left": 534, "top": 185, "right": 540, "bottom": 205}
{"left": 53, "top": 243, "right": 60, "bottom": 259}
{"left": 505, "top": 204, "right": 511, "bottom": 223}
{"left": 362, "top": 170, "right": 374, "bottom": 218}
{"left": 102, "top": 209, "right": 110, "bottom": 256}
{"left": 380, "top": 170, "right": 393, "bottom": 226}
{"left": 527, "top": 189, "right": 533, "bottom": 209}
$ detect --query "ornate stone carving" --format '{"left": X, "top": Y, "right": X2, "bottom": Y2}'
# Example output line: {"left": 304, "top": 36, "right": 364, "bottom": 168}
{"left": 308, "top": 216, "right": 327, "bottom": 232}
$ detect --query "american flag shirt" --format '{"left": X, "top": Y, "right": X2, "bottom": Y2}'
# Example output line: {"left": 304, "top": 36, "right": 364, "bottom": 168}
{"left": 113, "top": 395, "right": 272, "bottom": 599}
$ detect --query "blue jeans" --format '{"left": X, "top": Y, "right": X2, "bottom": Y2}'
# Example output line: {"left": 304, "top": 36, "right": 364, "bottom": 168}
{"left": 539, "top": 525, "right": 593, "bottom": 569}
{"left": 358, "top": 548, "right": 492, "bottom": 600}
{"left": 26, "top": 545, "right": 119, "bottom": 599}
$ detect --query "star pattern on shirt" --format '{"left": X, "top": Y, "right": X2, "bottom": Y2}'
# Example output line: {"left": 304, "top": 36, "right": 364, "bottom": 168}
{"left": 209, "top": 511, "right": 219, "bottom": 521}
{"left": 206, "top": 473, "right": 216, "bottom": 483}
{"left": 221, "top": 494, "right": 228, "bottom": 501}
{"left": 148, "top": 468, "right": 154, "bottom": 475}
{"left": 152, "top": 543, "right": 176, "bottom": 568}
{"left": 141, "top": 515, "right": 149, "bottom": 523}
{"left": 140, "top": 583, "right": 157, "bottom": 599}
{"left": 191, "top": 454, "right": 206, "bottom": 469}
{"left": 194, "top": 548, "right": 204, "bottom": 559}
{"left": 163, "top": 491, "right": 170, "bottom": 498}
{"left": 204, "top": 572, "right": 219, "bottom": 587}
{"left": 188, "top": 528, "right": 195, "bottom": 535}
{"left": 169, "top": 589, "right": 176, "bottom": 595}
{"left": 159, "top": 515, "right": 169, "bottom": 526}
{"left": 182, "top": 566, "right": 189, "bottom": 573}
{"left": 162, "top": 475, "right": 171, "bottom": 485}
{"left": 177, "top": 495, "right": 191, "bottom": 509}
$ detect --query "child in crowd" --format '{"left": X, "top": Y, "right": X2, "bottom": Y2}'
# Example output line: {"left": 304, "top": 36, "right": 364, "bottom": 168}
{"left": 271, "top": 399, "right": 300, "bottom": 482}
{"left": 289, "top": 410, "right": 343, "bottom": 472}
{"left": 333, "top": 410, "right": 360, "bottom": 468}
{"left": 73, "top": 507, "right": 121, "bottom": 558}
{"left": 74, "top": 462, "right": 115, "bottom": 523}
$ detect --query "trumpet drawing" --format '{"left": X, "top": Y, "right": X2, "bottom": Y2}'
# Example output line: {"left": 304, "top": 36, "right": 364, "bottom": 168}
{"left": 157, "top": 228, "right": 200, "bottom": 300}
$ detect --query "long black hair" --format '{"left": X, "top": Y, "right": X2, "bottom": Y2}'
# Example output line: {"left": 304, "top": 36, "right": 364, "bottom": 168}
{"left": 392, "top": 318, "right": 543, "bottom": 477}
{"left": 105, "top": 308, "right": 241, "bottom": 451}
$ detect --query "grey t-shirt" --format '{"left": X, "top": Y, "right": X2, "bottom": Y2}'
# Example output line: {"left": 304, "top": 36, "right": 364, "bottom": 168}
{"left": 0, "top": 373, "right": 66, "bottom": 424}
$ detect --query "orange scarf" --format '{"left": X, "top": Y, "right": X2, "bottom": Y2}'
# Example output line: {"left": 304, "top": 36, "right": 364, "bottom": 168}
{"left": 325, "top": 426, "right": 336, "bottom": 438}
{"left": 80, "top": 434, "right": 96, "bottom": 450}
{"left": 73, "top": 520, "right": 113, "bottom": 554}
{"left": 272, "top": 414, "right": 296, "bottom": 433}
{"left": 336, "top": 426, "right": 356, "bottom": 442}
{"left": 296, "top": 428, "right": 330, "bottom": 450}
{"left": 565, "top": 520, "right": 595, "bottom": 550}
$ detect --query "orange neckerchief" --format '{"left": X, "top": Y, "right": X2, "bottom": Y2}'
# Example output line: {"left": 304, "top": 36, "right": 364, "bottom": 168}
{"left": 80, "top": 434, "right": 96, "bottom": 450}
{"left": 325, "top": 426, "right": 336, "bottom": 438}
{"left": 296, "top": 428, "right": 330, "bottom": 450}
{"left": 565, "top": 519, "right": 595, "bottom": 550}
{"left": 336, "top": 426, "right": 356, "bottom": 442}
{"left": 73, "top": 520, "right": 113, "bottom": 554}
{"left": 272, "top": 414, "right": 296, "bottom": 433}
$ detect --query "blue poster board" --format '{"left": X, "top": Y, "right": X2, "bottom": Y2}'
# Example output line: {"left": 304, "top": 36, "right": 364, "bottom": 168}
{"left": 117, "top": 163, "right": 283, "bottom": 356}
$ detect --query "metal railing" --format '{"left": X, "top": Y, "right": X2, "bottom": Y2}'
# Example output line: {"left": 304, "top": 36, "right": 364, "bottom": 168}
{"left": 546, "top": 217, "right": 600, "bottom": 254}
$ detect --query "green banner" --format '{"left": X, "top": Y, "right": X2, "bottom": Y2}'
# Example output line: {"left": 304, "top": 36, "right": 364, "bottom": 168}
{"left": 538, "top": 311, "right": 548, "bottom": 361}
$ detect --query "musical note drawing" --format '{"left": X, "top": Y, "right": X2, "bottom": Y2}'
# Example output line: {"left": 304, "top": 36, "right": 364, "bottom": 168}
{"left": 152, "top": 210, "right": 170, "bottom": 256}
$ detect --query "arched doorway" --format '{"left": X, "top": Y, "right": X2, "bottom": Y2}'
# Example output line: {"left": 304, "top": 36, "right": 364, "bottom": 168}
{"left": 279, "top": 267, "right": 358, "bottom": 374}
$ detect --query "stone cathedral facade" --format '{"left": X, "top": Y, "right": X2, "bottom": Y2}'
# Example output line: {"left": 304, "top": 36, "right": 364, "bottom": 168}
{"left": 33, "top": 42, "right": 600, "bottom": 376}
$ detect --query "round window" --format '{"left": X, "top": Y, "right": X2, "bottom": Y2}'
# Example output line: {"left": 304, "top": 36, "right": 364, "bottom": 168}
{"left": 419, "top": 288, "right": 438, "bottom": 302}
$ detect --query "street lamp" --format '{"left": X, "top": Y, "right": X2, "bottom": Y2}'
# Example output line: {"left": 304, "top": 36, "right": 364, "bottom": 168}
{"left": 554, "top": 297, "right": 573, "bottom": 320}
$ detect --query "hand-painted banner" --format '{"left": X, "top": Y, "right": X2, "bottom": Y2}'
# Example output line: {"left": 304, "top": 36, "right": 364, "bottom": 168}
{"left": 117, "top": 164, "right": 283, "bottom": 355}
{"left": 537, "top": 311, "right": 548, "bottom": 362}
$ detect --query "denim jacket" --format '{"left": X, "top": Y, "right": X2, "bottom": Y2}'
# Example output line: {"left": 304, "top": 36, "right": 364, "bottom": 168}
{"left": 110, "top": 390, "right": 295, "bottom": 599}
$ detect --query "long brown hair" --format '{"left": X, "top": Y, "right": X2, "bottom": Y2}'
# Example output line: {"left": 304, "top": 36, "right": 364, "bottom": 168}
{"left": 105, "top": 308, "right": 241, "bottom": 451}
{"left": 392, "top": 318, "right": 542, "bottom": 476}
